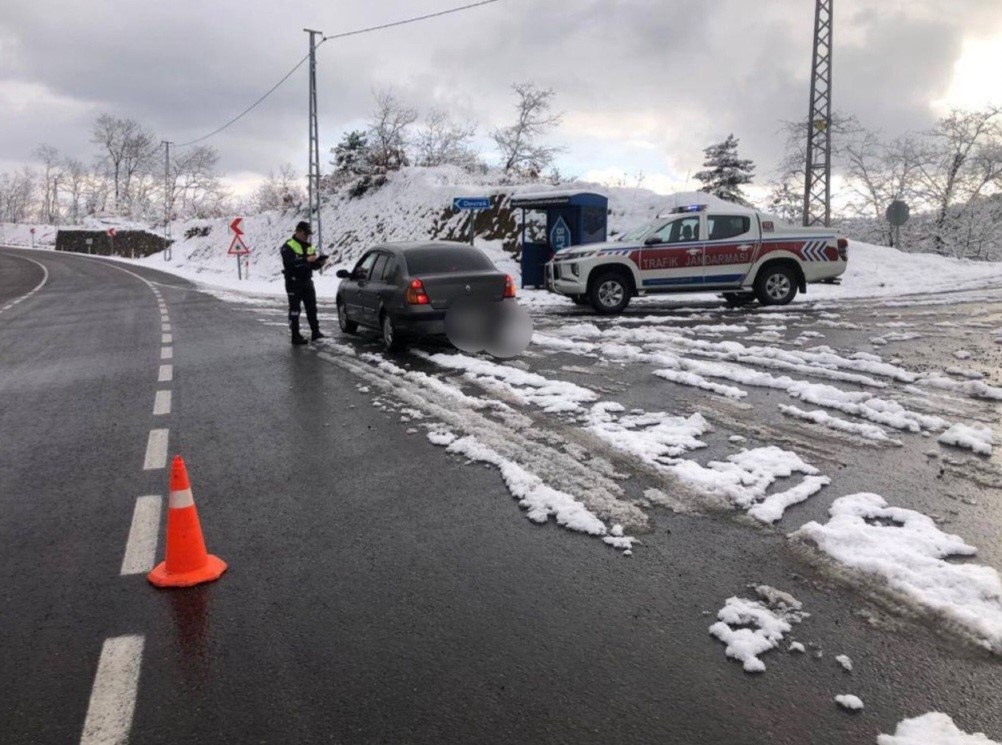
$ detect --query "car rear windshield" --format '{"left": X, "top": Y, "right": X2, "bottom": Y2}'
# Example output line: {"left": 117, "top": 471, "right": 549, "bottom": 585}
{"left": 404, "top": 247, "right": 494, "bottom": 274}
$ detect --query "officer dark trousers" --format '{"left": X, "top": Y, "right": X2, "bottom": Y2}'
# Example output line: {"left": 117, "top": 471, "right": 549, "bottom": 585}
{"left": 286, "top": 278, "right": 319, "bottom": 337}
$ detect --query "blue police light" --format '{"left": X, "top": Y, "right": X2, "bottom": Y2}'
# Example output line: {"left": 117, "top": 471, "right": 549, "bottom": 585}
{"left": 675, "top": 204, "right": 707, "bottom": 213}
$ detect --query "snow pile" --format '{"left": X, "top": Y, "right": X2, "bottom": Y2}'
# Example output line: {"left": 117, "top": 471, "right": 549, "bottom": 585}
{"left": 429, "top": 432, "right": 634, "bottom": 551}
{"left": 779, "top": 404, "right": 901, "bottom": 445}
{"left": 877, "top": 713, "right": 1000, "bottom": 744}
{"left": 586, "top": 402, "right": 710, "bottom": 465}
{"left": 787, "top": 381, "right": 948, "bottom": 433}
{"left": 835, "top": 654, "right": 853, "bottom": 672}
{"left": 671, "top": 446, "right": 830, "bottom": 523}
{"left": 792, "top": 493, "right": 1002, "bottom": 652}
{"left": 834, "top": 694, "right": 864, "bottom": 712}
{"left": 938, "top": 424, "right": 994, "bottom": 456}
{"left": 708, "top": 586, "right": 806, "bottom": 673}
{"left": 421, "top": 351, "right": 598, "bottom": 413}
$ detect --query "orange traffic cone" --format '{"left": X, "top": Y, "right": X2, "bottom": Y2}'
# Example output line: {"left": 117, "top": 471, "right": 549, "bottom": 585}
{"left": 148, "top": 455, "right": 227, "bottom": 588}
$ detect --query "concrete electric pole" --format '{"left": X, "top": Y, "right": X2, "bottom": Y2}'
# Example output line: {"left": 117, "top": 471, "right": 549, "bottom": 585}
{"left": 304, "top": 28, "right": 324, "bottom": 256}
{"left": 803, "top": 0, "right": 833, "bottom": 227}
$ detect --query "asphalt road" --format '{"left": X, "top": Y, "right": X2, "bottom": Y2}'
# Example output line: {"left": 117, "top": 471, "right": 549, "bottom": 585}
{"left": 2, "top": 247, "right": 1001, "bottom": 745}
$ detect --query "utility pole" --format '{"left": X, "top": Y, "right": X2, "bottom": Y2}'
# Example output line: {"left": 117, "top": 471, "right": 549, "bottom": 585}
{"left": 305, "top": 28, "right": 324, "bottom": 259}
{"left": 803, "top": 0, "right": 833, "bottom": 227}
{"left": 162, "top": 140, "right": 173, "bottom": 261}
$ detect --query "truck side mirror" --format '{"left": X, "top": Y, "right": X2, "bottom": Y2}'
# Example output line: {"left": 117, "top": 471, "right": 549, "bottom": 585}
{"left": 644, "top": 236, "right": 662, "bottom": 246}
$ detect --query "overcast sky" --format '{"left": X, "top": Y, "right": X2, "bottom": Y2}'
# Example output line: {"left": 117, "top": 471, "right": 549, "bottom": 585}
{"left": 2, "top": 0, "right": 1001, "bottom": 196}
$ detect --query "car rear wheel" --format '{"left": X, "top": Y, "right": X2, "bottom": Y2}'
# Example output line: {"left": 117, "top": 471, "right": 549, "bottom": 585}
{"left": 337, "top": 300, "right": 358, "bottom": 334}
{"left": 381, "top": 312, "right": 406, "bottom": 352}
{"left": 722, "top": 292, "right": 757, "bottom": 308}
{"left": 754, "top": 264, "right": 798, "bottom": 306}
{"left": 588, "top": 271, "right": 632, "bottom": 315}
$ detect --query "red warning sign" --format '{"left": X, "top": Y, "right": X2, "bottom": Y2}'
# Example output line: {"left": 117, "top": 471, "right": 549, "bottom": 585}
{"left": 227, "top": 234, "right": 251, "bottom": 256}
{"left": 108, "top": 227, "right": 117, "bottom": 237}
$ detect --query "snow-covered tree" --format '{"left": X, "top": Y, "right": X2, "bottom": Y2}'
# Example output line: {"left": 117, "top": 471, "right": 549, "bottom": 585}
{"left": 492, "top": 82, "right": 563, "bottom": 179}
{"left": 366, "top": 91, "right": 417, "bottom": 175}
{"left": 255, "top": 163, "right": 304, "bottom": 212}
{"left": 695, "top": 134, "right": 755, "bottom": 205}
{"left": 415, "top": 110, "right": 479, "bottom": 169}
{"left": 0, "top": 167, "right": 36, "bottom": 223}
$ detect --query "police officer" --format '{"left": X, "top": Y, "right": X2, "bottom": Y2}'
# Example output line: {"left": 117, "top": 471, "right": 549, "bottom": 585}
{"left": 280, "top": 221, "right": 327, "bottom": 345}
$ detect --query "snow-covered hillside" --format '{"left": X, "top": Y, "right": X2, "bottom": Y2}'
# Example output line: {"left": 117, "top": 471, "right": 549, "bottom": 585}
{"left": 8, "top": 165, "right": 1002, "bottom": 301}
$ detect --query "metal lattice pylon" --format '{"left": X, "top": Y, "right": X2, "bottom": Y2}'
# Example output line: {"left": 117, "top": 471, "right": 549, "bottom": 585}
{"left": 305, "top": 28, "right": 323, "bottom": 254}
{"left": 803, "top": 0, "right": 833, "bottom": 227}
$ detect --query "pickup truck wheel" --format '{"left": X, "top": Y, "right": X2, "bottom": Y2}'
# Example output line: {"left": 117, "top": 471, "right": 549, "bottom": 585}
{"left": 722, "top": 292, "right": 757, "bottom": 308}
{"left": 755, "top": 264, "right": 798, "bottom": 306}
{"left": 588, "top": 271, "right": 632, "bottom": 315}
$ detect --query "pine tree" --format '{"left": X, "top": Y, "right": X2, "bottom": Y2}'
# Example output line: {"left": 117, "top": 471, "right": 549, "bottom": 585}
{"left": 694, "top": 134, "right": 755, "bottom": 205}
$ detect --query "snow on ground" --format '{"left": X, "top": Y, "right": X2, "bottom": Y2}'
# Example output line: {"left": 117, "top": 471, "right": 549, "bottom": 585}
{"left": 708, "top": 586, "right": 806, "bottom": 673}
{"left": 878, "top": 713, "right": 1001, "bottom": 744}
{"left": 834, "top": 694, "right": 864, "bottom": 712}
{"left": 835, "top": 654, "right": 853, "bottom": 672}
{"left": 671, "top": 447, "right": 830, "bottom": 524}
{"left": 779, "top": 405, "right": 901, "bottom": 445}
{"left": 938, "top": 424, "right": 994, "bottom": 456}
{"left": 792, "top": 494, "right": 1002, "bottom": 652}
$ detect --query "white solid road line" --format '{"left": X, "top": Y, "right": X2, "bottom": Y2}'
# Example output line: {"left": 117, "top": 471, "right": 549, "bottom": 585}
{"left": 79, "top": 635, "right": 145, "bottom": 745}
{"left": 143, "top": 429, "right": 169, "bottom": 470}
{"left": 152, "top": 390, "right": 172, "bottom": 416}
{"left": 160, "top": 346, "right": 173, "bottom": 360}
{"left": 119, "top": 496, "right": 162, "bottom": 575}
{"left": 158, "top": 364, "right": 173, "bottom": 383}
{"left": 0, "top": 253, "right": 50, "bottom": 316}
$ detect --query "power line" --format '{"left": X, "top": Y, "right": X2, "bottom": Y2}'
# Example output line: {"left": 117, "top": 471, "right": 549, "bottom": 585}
{"left": 321, "top": 0, "right": 500, "bottom": 42}
{"left": 176, "top": 0, "right": 501, "bottom": 148}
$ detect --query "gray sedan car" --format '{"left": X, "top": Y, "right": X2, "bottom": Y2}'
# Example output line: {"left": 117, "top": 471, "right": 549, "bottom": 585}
{"left": 335, "top": 242, "right": 517, "bottom": 351}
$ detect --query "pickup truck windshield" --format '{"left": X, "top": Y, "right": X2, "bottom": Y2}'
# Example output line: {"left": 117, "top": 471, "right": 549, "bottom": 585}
{"left": 618, "top": 219, "right": 666, "bottom": 242}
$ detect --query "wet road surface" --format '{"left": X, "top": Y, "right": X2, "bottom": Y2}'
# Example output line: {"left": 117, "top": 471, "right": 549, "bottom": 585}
{"left": 1, "top": 246, "right": 1000, "bottom": 744}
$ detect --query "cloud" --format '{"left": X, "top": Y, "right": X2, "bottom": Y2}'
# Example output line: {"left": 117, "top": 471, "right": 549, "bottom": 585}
{"left": 1, "top": 0, "right": 1000, "bottom": 193}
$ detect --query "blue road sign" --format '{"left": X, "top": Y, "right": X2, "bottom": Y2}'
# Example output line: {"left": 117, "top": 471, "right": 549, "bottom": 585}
{"left": 453, "top": 197, "right": 490, "bottom": 211}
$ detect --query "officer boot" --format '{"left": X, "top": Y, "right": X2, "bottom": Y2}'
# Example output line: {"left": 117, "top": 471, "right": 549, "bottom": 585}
{"left": 290, "top": 321, "right": 308, "bottom": 346}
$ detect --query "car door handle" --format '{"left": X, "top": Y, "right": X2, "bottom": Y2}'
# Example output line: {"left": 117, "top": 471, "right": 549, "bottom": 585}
{"left": 687, "top": 248, "right": 702, "bottom": 255}
{"left": 737, "top": 244, "right": 753, "bottom": 251}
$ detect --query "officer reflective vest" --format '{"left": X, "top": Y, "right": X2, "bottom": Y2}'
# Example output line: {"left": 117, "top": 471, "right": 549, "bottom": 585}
{"left": 285, "top": 238, "right": 316, "bottom": 257}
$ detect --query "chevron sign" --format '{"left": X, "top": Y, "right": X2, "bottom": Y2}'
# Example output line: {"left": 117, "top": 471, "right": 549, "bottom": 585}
{"left": 801, "top": 240, "right": 830, "bottom": 262}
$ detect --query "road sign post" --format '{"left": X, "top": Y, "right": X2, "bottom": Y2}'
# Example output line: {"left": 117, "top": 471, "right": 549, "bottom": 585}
{"left": 107, "top": 227, "right": 116, "bottom": 256}
{"left": 885, "top": 200, "right": 910, "bottom": 248}
{"left": 30, "top": 227, "right": 35, "bottom": 249}
{"left": 453, "top": 197, "right": 490, "bottom": 246}
{"left": 227, "top": 217, "right": 251, "bottom": 279}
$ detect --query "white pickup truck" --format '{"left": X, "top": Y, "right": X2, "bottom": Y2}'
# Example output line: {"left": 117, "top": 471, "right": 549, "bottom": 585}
{"left": 545, "top": 205, "right": 848, "bottom": 314}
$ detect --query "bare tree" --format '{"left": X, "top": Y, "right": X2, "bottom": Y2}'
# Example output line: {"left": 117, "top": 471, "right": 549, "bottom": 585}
{"left": 166, "top": 145, "right": 224, "bottom": 217}
{"left": 415, "top": 110, "right": 479, "bottom": 169}
{"left": 90, "top": 113, "right": 158, "bottom": 212}
{"left": 33, "top": 144, "right": 64, "bottom": 224}
{"left": 0, "top": 167, "right": 37, "bottom": 223}
{"left": 366, "top": 91, "right": 417, "bottom": 174}
{"left": 255, "top": 163, "right": 304, "bottom": 212}
{"left": 492, "top": 82, "right": 563, "bottom": 178}
{"left": 63, "top": 157, "right": 87, "bottom": 223}
{"left": 914, "top": 107, "right": 1002, "bottom": 253}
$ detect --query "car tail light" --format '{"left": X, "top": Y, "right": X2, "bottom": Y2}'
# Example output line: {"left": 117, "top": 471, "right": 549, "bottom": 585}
{"left": 504, "top": 274, "right": 517, "bottom": 299}
{"left": 837, "top": 238, "right": 848, "bottom": 261}
{"left": 406, "top": 278, "right": 430, "bottom": 305}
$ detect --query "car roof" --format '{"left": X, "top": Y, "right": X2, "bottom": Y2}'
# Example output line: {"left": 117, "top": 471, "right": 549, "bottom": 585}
{"left": 369, "top": 241, "right": 476, "bottom": 254}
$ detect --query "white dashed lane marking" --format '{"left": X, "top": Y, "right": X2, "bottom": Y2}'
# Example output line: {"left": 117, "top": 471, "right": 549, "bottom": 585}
{"left": 161, "top": 333, "right": 172, "bottom": 345}
{"left": 158, "top": 365, "right": 173, "bottom": 383}
{"left": 143, "top": 429, "right": 169, "bottom": 470}
{"left": 152, "top": 390, "right": 171, "bottom": 416}
{"left": 119, "top": 496, "right": 162, "bottom": 575}
{"left": 79, "top": 635, "right": 144, "bottom": 745}
{"left": 160, "top": 346, "right": 173, "bottom": 360}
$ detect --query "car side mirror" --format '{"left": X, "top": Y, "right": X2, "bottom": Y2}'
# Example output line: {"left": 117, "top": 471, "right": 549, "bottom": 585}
{"left": 336, "top": 269, "right": 350, "bottom": 279}
{"left": 644, "top": 236, "right": 661, "bottom": 246}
